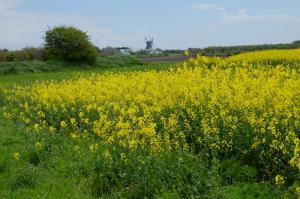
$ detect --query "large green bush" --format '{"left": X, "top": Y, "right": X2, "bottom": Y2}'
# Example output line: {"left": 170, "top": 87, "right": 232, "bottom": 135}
{"left": 44, "top": 26, "right": 97, "bottom": 64}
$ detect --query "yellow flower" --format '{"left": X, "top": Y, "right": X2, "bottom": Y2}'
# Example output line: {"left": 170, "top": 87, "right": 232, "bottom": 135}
{"left": 83, "top": 118, "right": 89, "bottom": 124}
{"left": 60, "top": 121, "right": 67, "bottom": 128}
{"left": 70, "top": 118, "right": 76, "bottom": 125}
{"left": 295, "top": 186, "right": 300, "bottom": 196}
{"left": 79, "top": 112, "right": 84, "bottom": 118}
{"left": 33, "top": 123, "right": 39, "bottom": 130}
{"left": 89, "top": 143, "right": 99, "bottom": 153}
{"left": 103, "top": 149, "right": 111, "bottom": 159}
{"left": 120, "top": 152, "right": 126, "bottom": 160}
{"left": 275, "top": 175, "right": 285, "bottom": 186}
{"left": 24, "top": 118, "right": 30, "bottom": 124}
{"left": 35, "top": 142, "right": 43, "bottom": 150}
{"left": 70, "top": 132, "right": 79, "bottom": 139}
{"left": 184, "top": 50, "right": 190, "bottom": 56}
{"left": 49, "top": 126, "right": 56, "bottom": 133}
{"left": 37, "top": 111, "right": 45, "bottom": 118}
{"left": 14, "top": 152, "right": 20, "bottom": 161}
{"left": 74, "top": 145, "right": 80, "bottom": 152}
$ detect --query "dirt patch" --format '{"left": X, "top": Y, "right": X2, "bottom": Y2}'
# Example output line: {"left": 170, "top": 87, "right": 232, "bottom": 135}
{"left": 137, "top": 56, "right": 195, "bottom": 63}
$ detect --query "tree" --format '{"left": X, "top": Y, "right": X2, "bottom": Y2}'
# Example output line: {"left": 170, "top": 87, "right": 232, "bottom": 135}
{"left": 44, "top": 26, "right": 97, "bottom": 64}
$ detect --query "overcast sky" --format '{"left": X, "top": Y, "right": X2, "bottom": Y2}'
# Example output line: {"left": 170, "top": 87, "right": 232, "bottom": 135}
{"left": 0, "top": 0, "right": 300, "bottom": 50}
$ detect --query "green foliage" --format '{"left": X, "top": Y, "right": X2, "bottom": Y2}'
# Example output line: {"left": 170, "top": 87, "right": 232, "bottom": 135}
{"left": 0, "top": 56, "right": 142, "bottom": 75}
{"left": 220, "top": 159, "right": 257, "bottom": 183}
{"left": 21, "top": 47, "right": 45, "bottom": 61}
{"left": 44, "top": 26, "right": 97, "bottom": 64}
{"left": 14, "top": 50, "right": 29, "bottom": 61}
{"left": 94, "top": 55, "right": 142, "bottom": 68}
{"left": 89, "top": 149, "right": 217, "bottom": 198}
{"left": 0, "top": 60, "right": 62, "bottom": 74}
{"left": 10, "top": 165, "right": 39, "bottom": 191}
{"left": 0, "top": 48, "right": 45, "bottom": 62}
{"left": 6, "top": 53, "right": 15, "bottom": 62}
{"left": 0, "top": 49, "right": 8, "bottom": 62}
{"left": 221, "top": 183, "right": 281, "bottom": 199}
{"left": 0, "top": 156, "right": 9, "bottom": 174}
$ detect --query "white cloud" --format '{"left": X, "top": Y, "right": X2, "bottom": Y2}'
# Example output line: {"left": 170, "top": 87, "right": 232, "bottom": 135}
{"left": 222, "top": 9, "right": 300, "bottom": 23}
{"left": 191, "top": 3, "right": 225, "bottom": 13}
{"left": 192, "top": 3, "right": 300, "bottom": 24}
{"left": 0, "top": 5, "right": 128, "bottom": 49}
{"left": 0, "top": 0, "right": 22, "bottom": 13}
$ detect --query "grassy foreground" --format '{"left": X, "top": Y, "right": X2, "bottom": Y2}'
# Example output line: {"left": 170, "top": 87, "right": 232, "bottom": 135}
{"left": 0, "top": 55, "right": 141, "bottom": 75}
{"left": 1, "top": 50, "right": 300, "bottom": 198}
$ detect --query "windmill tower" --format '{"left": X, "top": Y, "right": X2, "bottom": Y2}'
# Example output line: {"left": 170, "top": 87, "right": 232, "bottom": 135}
{"left": 145, "top": 37, "right": 154, "bottom": 52}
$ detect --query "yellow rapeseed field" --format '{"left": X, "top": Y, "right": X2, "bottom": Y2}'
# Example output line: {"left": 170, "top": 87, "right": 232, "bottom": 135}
{"left": 2, "top": 49, "right": 300, "bottom": 180}
{"left": 228, "top": 48, "right": 300, "bottom": 63}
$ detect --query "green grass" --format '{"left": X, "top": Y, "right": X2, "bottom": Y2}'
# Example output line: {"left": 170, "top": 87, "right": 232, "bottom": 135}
{"left": 94, "top": 55, "right": 142, "bottom": 68}
{"left": 0, "top": 54, "right": 185, "bottom": 86}
{"left": 0, "top": 55, "right": 142, "bottom": 75}
{"left": 0, "top": 109, "right": 95, "bottom": 199}
{"left": 0, "top": 62, "right": 173, "bottom": 86}
{"left": 0, "top": 60, "right": 91, "bottom": 75}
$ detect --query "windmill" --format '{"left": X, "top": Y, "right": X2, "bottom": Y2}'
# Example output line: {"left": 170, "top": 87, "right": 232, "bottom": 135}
{"left": 145, "top": 37, "right": 154, "bottom": 51}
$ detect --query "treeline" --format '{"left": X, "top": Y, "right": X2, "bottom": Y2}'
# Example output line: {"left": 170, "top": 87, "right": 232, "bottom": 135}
{"left": 0, "top": 48, "right": 45, "bottom": 62}
{"left": 0, "top": 46, "right": 104, "bottom": 63}
{"left": 189, "top": 40, "right": 300, "bottom": 56}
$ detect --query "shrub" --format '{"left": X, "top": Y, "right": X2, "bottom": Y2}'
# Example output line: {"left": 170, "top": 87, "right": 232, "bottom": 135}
{"left": 6, "top": 52, "right": 15, "bottom": 61}
{"left": 15, "top": 50, "right": 29, "bottom": 61}
{"left": 0, "top": 48, "right": 45, "bottom": 62}
{"left": 23, "top": 47, "right": 45, "bottom": 60}
{"left": 44, "top": 26, "right": 97, "bottom": 64}
{"left": 0, "top": 49, "right": 8, "bottom": 62}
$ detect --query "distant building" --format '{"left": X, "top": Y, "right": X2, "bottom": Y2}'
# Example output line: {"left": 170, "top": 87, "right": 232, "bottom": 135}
{"left": 145, "top": 37, "right": 154, "bottom": 51}
{"left": 101, "top": 47, "right": 119, "bottom": 56}
{"left": 149, "top": 49, "right": 164, "bottom": 55}
{"left": 116, "top": 47, "right": 133, "bottom": 55}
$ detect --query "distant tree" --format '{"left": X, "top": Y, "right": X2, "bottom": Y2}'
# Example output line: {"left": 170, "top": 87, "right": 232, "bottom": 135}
{"left": 22, "top": 47, "right": 45, "bottom": 60}
{"left": 15, "top": 50, "right": 29, "bottom": 61}
{"left": 292, "top": 40, "right": 300, "bottom": 45}
{"left": 44, "top": 26, "right": 97, "bottom": 64}
{"left": 0, "top": 49, "right": 8, "bottom": 62}
{"left": 6, "top": 53, "right": 15, "bottom": 62}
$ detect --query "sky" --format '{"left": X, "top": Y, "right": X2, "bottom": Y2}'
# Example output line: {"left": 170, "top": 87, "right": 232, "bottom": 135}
{"left": 0, "top": 0, "right": 300, "bottom": 50}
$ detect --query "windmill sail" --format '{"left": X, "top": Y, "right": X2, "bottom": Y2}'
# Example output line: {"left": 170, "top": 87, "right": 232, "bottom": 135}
{"left": 145, "top": 37, "right": 154, "bottom": 51}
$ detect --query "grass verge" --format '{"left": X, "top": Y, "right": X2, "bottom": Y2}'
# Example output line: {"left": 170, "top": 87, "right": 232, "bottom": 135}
{"left": 0, "top": 55, "right": 142, "bottom": 75}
